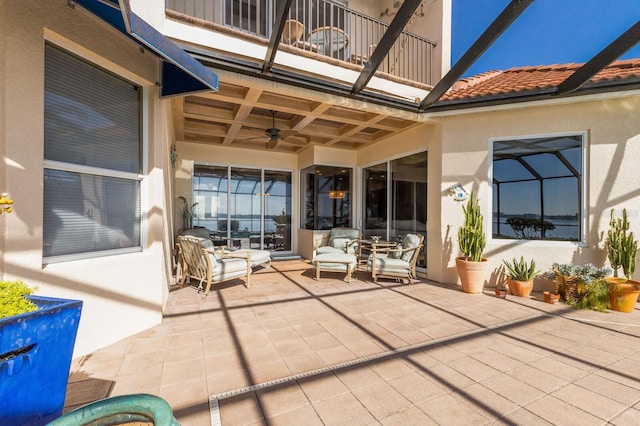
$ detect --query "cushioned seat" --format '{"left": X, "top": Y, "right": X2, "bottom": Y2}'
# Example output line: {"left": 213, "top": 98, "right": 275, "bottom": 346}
{"left": 312, "top": 253, "right": 357, "bottom": 282}
{"left": 367, "top": 234, "right": 424, "bottom": 284}
{"left": 177, "top": 235, "right": 251, "bottom": 298}
{"left": 223, "top": 248, "right": 271, "bottom": 269}
{"left": 315, "top": 227, "right": 360, "bottom": 255}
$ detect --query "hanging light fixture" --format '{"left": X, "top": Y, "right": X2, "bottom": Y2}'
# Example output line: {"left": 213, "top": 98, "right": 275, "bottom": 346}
{"left": 328, "top": 190, "right": 346, "bottom": 199}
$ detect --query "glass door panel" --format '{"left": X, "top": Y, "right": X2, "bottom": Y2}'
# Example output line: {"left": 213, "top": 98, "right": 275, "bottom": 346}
{"left": 193, "top": 165, "right": 228, "bottom": 246}
{"left": 362, "top": 162, "right": 387, "bottom": 239}
{"left": 264, "top": 170, "right": 292, "bottom": 251}
{"left": 230, "top": 168, "right": 262, "bottom": 249}
{"left": 193, "top": 165, "right": 292, "bottom": 253}
{"left": 362, "top": 152, "right": 427, "bottom": 268}
{"left": 391, "top": 152, "right": 427, "bottom": 268}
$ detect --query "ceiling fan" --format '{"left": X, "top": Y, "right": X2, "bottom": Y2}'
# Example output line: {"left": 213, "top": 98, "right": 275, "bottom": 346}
{"left": 264, "top": 110, "right": 284, "bottom": 149}
{"left": 243, "top": 110, "right": 305, "bottom": 149}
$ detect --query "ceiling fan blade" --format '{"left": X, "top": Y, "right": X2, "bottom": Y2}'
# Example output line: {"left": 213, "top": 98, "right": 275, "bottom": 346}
{"left": 280, "top": 135, "right": 309, "bottom": 146}
{"left": 266, "top": 138, "right": 279, "bottom": 149}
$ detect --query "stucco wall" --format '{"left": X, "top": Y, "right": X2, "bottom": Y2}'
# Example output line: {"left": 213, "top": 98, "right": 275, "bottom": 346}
{"left": 2, "top": 0, "right": 172, "bottom": 357}
{"left": 438, "top": 95, "right": 640, "bottom": 290}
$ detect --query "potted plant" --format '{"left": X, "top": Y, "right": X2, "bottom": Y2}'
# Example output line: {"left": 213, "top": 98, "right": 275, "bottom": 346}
{"left": 502, "top": 256, "right": 539, "bottom": 297}
{"left": 0, "top": 280, "right": 83, "bottom": 424}
{"left": 177, "top": 195, "right": 198, "bottom": 230}
{"left": 1, "top": 194, "right": 83, "bottom": 424}
{"left": 549, "top": 263, "right": 611, "bottom": 311}
{"left": 605, "top": 208, "right": 640, "bottom": 312}
{"left": 456, "top": 192, "right": 488, "bottom": 294}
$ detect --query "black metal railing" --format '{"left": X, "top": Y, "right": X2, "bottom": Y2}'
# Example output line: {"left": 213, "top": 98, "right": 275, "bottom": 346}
{"left": 166, "top": 0, "right": 437, "bottom": 86}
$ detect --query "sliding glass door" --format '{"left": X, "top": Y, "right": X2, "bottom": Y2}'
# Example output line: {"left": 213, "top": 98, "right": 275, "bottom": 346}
{"left": 362, "top": 151, "right": 427, "bottom": 268}
{"left": 264, "top": 170, "right": 292, "bottom": 251}
{"left": 193, "top": 165, "right": 292, "bottom": 252}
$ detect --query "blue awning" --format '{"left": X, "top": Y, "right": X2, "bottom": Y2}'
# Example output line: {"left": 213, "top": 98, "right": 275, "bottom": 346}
{"left": 74, "top": 0, "right": 218, "bottom": 97}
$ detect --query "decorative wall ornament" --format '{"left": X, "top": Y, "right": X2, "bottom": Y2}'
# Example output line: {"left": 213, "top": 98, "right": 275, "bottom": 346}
{"left": 449, "top": 184, "right": 468, "bottom": 202}
{"left": 0, "top": 193, "right": 13, "bottom": 214}
{"left": 170, "top": 144, "right": 177, "bottom": 169}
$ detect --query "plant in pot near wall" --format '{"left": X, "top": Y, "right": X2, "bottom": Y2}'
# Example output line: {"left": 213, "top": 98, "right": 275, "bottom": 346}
{"left": 502, "top": 256, "right": 539, "bottom": 297}
{"left": 177, "top": 195, "right": 198, "bottom": 230}
{"left": 549, "top": 263, "right": 611, "bottom": 311}
{"left": 0, "top": 195, "right": 83, "bottom": 425}
{"left": 606, "top": 208, "right": 640, "bottom": 313}
{"left": 456, "top": 192, "right": 488, "bottom": 294}
{"left": 0, "top": 280, "right": 83, "bottom": 425}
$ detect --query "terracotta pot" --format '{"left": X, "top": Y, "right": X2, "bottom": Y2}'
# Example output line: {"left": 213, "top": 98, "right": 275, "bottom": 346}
{"left": 456, "top": 257, "right": 488, "bottom": 294}
{"left": 543, "top": 291, "right": 560, "bottom": 304}
{"left": 494, "top": 288, "right": 507, "bottom": 299}
{"left": 507, "top": 277, "right": 533, "bottom": 297}
{"left": 607, "top": 277, "right": 640, "bottom": 313}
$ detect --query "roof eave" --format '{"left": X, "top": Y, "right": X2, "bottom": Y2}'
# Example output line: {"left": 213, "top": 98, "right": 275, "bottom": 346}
{"left": 426, "top": 80, "right": 640, "bottom": 113}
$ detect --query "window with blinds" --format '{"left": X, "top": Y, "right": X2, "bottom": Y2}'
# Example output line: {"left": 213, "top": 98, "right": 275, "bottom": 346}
{"left": 43, "top": 44, "right": 142, "bottom": 262}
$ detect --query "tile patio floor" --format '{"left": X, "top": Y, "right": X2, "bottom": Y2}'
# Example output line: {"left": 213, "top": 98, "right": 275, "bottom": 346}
{"left": 65, "top": 260, "right": 640, "bottom": 425}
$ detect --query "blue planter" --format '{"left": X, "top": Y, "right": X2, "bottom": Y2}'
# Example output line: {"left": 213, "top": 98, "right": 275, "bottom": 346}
{"left": 0, "top": 296, "right": 82, "bottom": 425}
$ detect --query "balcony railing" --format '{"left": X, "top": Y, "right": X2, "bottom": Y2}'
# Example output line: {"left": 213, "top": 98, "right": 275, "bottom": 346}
{"left": 166, "top": 0, "right": 437, "bottom": 86}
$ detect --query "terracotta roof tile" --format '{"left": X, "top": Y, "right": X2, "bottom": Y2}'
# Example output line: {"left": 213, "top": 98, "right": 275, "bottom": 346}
{"left": 439, "top": 58, "right": 640, "bottom": 103}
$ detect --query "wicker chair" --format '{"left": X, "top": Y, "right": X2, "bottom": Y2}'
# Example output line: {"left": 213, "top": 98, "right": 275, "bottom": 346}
{"left": 177, "top": 235, "right": 251, "bottom": 298}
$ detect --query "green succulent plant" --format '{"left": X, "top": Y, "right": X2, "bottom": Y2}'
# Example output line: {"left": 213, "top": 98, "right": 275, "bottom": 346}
{"left": 606, "top": 208, "right": 638, "bottom": 279}
{"left": 458, "top": 192, "right": 486, "bottom": 262}
{"left": 502, "top": 256, "right": 539, "bottom": 281}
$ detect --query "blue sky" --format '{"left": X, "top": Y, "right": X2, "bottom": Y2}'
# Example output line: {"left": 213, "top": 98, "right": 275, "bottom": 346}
{"left": 452, "top": 0, "right": 640, "bottom": 78}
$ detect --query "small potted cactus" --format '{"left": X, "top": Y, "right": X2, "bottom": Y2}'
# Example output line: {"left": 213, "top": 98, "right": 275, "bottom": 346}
{"left": 456, "top": 192, "right": 488, "bottom": 294}
{"left": 606, "top": 208, "right": 640, "bottom": 312}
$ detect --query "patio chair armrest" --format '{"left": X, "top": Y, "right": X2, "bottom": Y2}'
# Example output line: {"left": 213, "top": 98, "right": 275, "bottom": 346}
{"left": 314, "top": 237, "right": 328, "bottom": 250}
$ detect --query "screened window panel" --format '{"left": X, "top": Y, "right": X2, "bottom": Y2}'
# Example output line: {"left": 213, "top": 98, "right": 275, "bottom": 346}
{"left": 44, "top": 44, "right": 140, "bottom": 174}
{"left": 43, "top": 170, "right": 141, "bottom": 257}
{"left": 525, "top": 153, "right": 573, "bottom": 179}
{"left": 492, "top": 134, "right": 583, "bottom": 241}
{"left": 493, "top": 159, "right": 535, "bottom": 182}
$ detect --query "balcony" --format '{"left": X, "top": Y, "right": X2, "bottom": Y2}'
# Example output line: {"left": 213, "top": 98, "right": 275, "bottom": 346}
{"left": 165, "top": 0, "right": 437, "bottom": 87}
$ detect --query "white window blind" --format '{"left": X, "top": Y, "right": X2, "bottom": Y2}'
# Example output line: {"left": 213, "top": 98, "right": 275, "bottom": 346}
{"left": 43, "top": 44, "right": 141, "bottom": 260}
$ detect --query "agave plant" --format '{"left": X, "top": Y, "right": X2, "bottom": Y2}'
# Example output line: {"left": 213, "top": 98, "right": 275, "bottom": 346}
{"left": 503, "top": 256, "right": 539, "bottom": 281}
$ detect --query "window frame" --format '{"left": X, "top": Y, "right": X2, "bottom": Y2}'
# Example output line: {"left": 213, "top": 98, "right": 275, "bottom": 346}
{"left": 488, "top": 131, "right": 588, "bottom": 247}
{"left": 42, "top": 41, "right": 147, "bottom": 264}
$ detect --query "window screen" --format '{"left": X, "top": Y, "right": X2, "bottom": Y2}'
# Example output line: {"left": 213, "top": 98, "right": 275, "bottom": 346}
{"left": 492, "top": 134, "right": 583, "bottom": 241}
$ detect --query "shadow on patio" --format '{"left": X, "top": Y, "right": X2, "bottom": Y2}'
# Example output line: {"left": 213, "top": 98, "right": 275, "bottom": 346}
{"left": 66, "top": 260, "right": 640, "bottom": 425}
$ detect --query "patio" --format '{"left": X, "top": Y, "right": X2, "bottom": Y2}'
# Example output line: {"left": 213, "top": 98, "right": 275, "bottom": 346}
{"left": 65, "top": 259, "right": 640, "bottom": 425}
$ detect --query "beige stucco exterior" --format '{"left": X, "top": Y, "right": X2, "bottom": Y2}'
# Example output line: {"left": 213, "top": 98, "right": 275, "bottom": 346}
{"left": 434, "top": 94, "right": 640, "bottom": 290}
{"left": 1, "top": 0, "right": 174, "bottom": 357}
{"left": 2, "top": 0, "right": 639, "bottom": 360}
